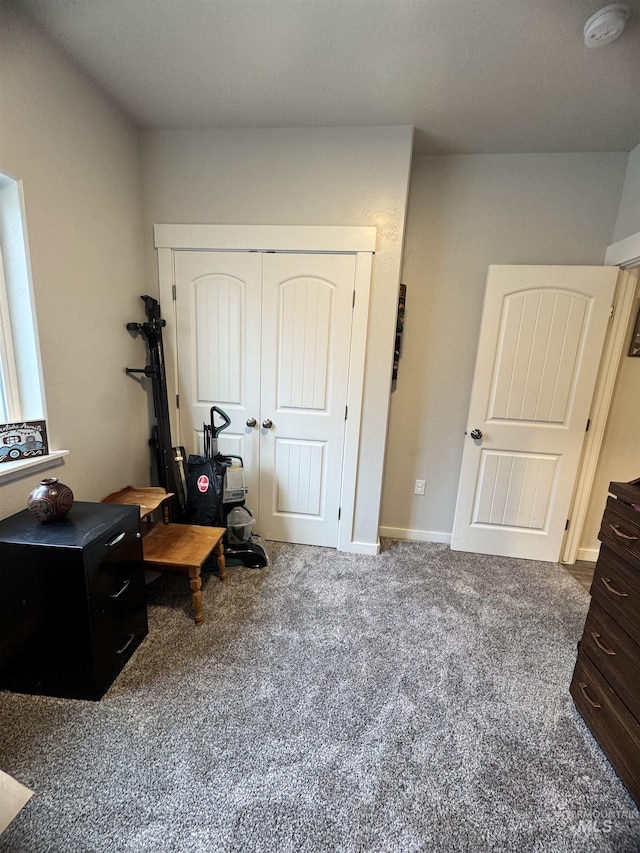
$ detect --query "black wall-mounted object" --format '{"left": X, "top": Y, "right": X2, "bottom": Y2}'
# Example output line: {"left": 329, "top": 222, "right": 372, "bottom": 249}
{"left": 629, "top": 305, "right": 640, "bottom": 357}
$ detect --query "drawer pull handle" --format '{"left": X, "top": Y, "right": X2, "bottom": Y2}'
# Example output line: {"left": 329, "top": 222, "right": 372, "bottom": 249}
{"left": 578, "top": 681, "right": 602, "bottom": 709}
{"left": 590, "top": 631, "right": 616, "bottom": 656}
{"left": 609, "top": 523, "right": 638, "bottom": 541}
{"left": 601, "top": 577, "right": 628, "bottom": 598}
{"left": 115, "top": 633, "right": 135, "bottom": 655}
{"left": 105, "top": 531, "right": 126, "bottom": 548}
{"left": 110, "top": 579, "right": 131, "bottom": 599}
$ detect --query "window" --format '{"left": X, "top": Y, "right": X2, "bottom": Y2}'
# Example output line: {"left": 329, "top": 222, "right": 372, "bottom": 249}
{"left": 0, "top": 243, "right": 20, "bottom": 422}
{"left": 0, "top": 173, "right": 67, "bottom": 476}
{"left": 0, "top": 173, "right": 45, "bottom": 424}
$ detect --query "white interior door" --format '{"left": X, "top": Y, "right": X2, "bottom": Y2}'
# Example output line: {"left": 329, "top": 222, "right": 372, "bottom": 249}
{"left": 174, "top": 251, "right": 262, "bottom": 504}
{"left": 451, "top": 265, "right": 617, "bottom": 561}
{"left": 173, "top": 249, "right": 356, "bottom": 547}
{"left": 258, "top": 253, "right": 356, "bottom": 545}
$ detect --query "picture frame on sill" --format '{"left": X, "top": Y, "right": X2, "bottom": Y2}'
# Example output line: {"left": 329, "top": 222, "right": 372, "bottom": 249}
{"left": 0, "top": 420, "right": 49, "bottom": 463}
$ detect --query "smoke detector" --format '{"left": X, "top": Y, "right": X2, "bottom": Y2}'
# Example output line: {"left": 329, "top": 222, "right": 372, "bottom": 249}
{"left": 584, "top": 4, "right": 630, "bottom": 47}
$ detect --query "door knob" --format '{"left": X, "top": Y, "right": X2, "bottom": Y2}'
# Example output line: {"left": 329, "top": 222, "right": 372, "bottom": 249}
{"left": 470, "top": 429, "right": 483, "bottom": 440}
{"left": 246, "top": 417, "right": 257, "bottom": 428}
{"left": 262, "top": 419, "right": 273, "bottom": 429}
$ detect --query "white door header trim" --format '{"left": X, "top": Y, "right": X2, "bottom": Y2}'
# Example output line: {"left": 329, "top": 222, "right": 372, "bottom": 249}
{"left": 154, "top": 224, "right": 377, "bottom": 253}
{"left": 605, "top": 230, "right": 640, "bottom": 268}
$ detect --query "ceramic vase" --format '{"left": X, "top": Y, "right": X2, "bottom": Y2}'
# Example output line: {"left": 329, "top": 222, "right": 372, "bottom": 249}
{"left": 27, "top": 477, "right": 74, "bottom": 522}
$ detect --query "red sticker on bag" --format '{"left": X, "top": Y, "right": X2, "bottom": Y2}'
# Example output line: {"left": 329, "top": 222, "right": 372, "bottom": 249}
{"left": 197, "top": 475, "right": 209, "bottom": 492}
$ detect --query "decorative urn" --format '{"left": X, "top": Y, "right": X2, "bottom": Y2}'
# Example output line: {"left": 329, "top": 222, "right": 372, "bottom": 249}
{"left": 27, "top": 477, "right": 74, "bottom": 522}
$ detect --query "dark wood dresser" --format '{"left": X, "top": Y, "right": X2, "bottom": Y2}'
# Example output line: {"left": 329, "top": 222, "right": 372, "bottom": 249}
{"left": 0, "top": 501, "right": 148, "bottom": 700}
{"left": 571, "top": 481, "right": 640, "bottom": 806}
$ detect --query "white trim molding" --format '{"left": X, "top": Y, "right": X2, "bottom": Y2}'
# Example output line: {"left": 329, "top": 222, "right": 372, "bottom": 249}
{"left": 605, "top": 232, "right": 640, "bottom": 268}
{"left": 337, "top": 251, "right": 373, "bottom": 553}
{"left": 155, "top": 224, "right": 377, "bottom": 254}
{"left": 341, "top": 540, "right": 381, "bottom": 556}
{"left": 563, "top": 244, "right": 640, "bottom": 564}
{"left": 379, "top": 526, "right": 452, "bottom": 545}
{"left": 0, "top": 449, "right": 69, "bottom": 485}
{"left": 574, "top": 547, "right": 600, "bottom": 563}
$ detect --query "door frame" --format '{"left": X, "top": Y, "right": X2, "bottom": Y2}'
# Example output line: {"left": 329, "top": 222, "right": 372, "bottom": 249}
{"left": 154, "top": 224, "right": 376, "bottom": 553}
{"left": 562, "top": 232, "right": 640, "bottom": 564}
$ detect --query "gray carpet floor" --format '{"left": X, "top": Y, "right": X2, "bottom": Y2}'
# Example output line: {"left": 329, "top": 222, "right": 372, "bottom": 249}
{"left": 1, "top": 539, "right": 639, "bottom": 852}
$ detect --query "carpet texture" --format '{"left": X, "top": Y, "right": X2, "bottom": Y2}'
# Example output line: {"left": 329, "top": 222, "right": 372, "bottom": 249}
{"left": 1, "top": 539, "right": 639, "bottom": 852}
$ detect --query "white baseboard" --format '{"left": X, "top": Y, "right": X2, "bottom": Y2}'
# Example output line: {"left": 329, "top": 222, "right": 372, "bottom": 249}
{"left": 379, "top": 526, "right": 452, "bottom": 545}
{"left": 341, "top": 540, "right": 381, "bottom": 555}
{"left": 575, "top": 546, "right": 600, "bottom": 563}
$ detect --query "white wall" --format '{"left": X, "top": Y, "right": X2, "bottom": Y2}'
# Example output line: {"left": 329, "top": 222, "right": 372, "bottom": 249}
{"left": 613, "top": 143, "right": 640, "bottom": 243}
{"left": 0, "top": 5, "right": 150, "bottom": 519}
{"left": 381, "top": 153, "right": 628, "bottom": 543}
{"left": 140, "top": 126, "right": 414, "bottom": 549}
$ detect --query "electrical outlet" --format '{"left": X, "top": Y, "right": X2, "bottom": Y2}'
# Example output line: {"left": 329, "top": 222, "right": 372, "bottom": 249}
{"left": 414, "top": 479, "right": 426, "bottom": 496}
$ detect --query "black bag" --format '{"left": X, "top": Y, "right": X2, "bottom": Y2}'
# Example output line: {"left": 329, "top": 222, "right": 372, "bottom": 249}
{"left": 186, "top": 454, "right": 228, "bottom": 527}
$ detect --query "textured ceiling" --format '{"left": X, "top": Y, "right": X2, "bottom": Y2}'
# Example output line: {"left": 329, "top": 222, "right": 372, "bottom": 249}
{"left": 17, "top": 0, "right": 640, "bottom": 154}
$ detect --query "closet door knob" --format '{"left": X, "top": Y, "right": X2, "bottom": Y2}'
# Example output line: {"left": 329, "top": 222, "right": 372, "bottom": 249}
{"left": 262, "top": 419, "right": 273, "bottom": 429}
{"left": 470, "top": 429, "right": 483, "bottom": 440}
{"left": 246, "top": 418, "right": 257, "bottom": 428}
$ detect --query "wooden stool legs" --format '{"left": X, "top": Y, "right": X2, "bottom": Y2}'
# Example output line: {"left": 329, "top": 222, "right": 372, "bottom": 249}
{"left": 187, "top": 542, "right": 226, "bottom": 627}
{"left": 140, "top": 523, "right": 227, "bottom": 626}
{"left": 216, "top": 540, "right": 227, "bottom": 583}
{"left": 188, "top": 567, "right": 204, "bottom": 627}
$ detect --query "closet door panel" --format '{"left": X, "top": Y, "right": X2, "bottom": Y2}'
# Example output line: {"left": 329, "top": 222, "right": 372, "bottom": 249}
{"left": 259, "top": 253, "right": 355, "bottom": 545}
{"left": 174, "top": 251, "right": 262, "bottom": 502}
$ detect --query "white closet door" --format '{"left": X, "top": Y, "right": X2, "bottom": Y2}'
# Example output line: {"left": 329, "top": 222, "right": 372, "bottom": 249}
{"left": 258, "top": 253, "right": 356, "bottom": 545}
{"left": 174, "top": 250, "right": 357, "bottom": 547}
{"left": 174, "top": 251, "right": 262, "bottom": 505}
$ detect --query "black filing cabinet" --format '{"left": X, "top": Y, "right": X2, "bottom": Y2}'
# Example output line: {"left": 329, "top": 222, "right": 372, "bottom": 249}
{"left": 0, "top": 501, "right": 148, "bottom": 700}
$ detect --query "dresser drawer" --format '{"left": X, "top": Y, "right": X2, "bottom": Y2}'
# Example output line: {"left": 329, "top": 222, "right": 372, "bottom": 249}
{"left": 86, "top": 528, "right": 143, "bottom": 616}
{"left": 571, "top": 650, "right": 640, "bottom": 807}
{"left": 91, "top": 605, "right": 147, "bottom": 698}
{"left": 581, "top": 600, "right": 640, "bottom": 718}
{"left": 590, "top": 547, "right": 640, "bottom": 644}
{"left": 599, "top": 496, "right": 640, "bottom": 565}
{"left": 608, "top": 482, "right": 640, "bottom": 510}
{"left": 85, "top": 518, "right": 142, "bottom": 588}
{"left": 86, "top": 527, "right": 147, "bottom": 698}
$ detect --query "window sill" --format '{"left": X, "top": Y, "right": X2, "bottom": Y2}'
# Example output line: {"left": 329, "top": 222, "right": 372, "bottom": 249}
{"left": 0, "top": 450, "right": 70, "bottom": 485}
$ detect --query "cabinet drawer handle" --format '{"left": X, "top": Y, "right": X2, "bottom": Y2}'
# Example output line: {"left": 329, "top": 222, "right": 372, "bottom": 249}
{"left": 601, "top": 577, "right": 628, "bottom": 598}
{"left": 105, "top": 531, "right": 126, "bottom": 548}
{"left": 578, "top": 681, "right": 602, "bottom": 709}
{"left": 110, "top": 579, "right": 131, "bottom": 599}
{"left": 115, "top": 633, "right": 135, "bottom": 655}
{"left": 590, "top": 631, "right": 616, "bottom": 656}
{"left": 609, "top": 523, "right": 638, "bottom": 541}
